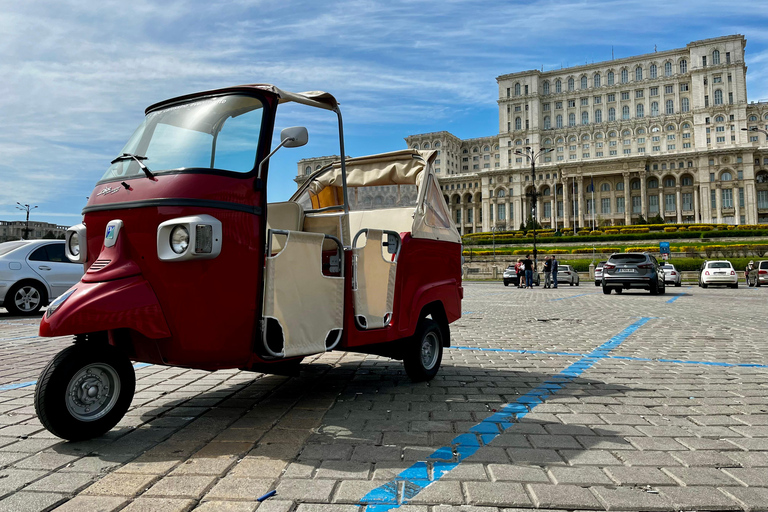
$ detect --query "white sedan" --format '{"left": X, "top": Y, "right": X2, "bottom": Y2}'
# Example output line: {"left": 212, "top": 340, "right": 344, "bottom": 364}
{"left": 661, "top": 264, "right": 682, "bottom": 287}
{"left": 0, "top": 240, "right": 84, "bottom": 315}
{"left": 699, "top": 260, "right": 738, "bottom": 289}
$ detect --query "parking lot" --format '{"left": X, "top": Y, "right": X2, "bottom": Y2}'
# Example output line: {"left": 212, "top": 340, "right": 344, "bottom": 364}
{"left": 1, "top": 282, "right": 768, "bottom": 512}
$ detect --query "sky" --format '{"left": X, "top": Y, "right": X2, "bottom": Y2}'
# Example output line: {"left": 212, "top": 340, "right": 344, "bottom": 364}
{"left": 3, "top": 0, "right": 768, "bottom": 226}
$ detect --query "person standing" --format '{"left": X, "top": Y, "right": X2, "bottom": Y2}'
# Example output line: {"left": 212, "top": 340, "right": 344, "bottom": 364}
{"left": 522, "top": 254, "right": 534, "bottom": 289}
{"left": 516, "top": 258, "right": 525, "bottom": 288}
{"left": 551, "top": 255, "right": 559, "bottom": 288}
{"left": 543, "top": 256, "right": 552, "bottom": 288}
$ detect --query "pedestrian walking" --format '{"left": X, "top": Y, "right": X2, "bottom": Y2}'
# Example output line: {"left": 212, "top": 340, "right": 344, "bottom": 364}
{"left": 543, "top": 256, "right": 552, "bottom": 288}
{"left": 523, "top": 254, "right": 534, "bottom": 289}
{"left": 551, "top": 255, "right": 559, "bottom": 288}
{"left": 516, "top": 258, "right": 525, "bottom": 288}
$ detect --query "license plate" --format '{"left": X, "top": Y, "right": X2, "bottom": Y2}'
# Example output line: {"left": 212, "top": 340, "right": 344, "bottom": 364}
{"left": 715, "top": 272, "right": 725, "bottom": 275}
{"left": 619, "top": 268, "right": 636, "bottom": 273}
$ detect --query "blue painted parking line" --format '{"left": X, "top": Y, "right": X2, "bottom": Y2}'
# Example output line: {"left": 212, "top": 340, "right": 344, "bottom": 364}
{"left": 666, "top": 294, "right": 683, "bottom": 303}
{"left": 453, "top": 346, "right": 768, "bottom": 369}
{"left": 359, "top": 317, "right": 651, "bottom": 511}
{"left": 0, "top": 362, "right": 154, "bottom": 393}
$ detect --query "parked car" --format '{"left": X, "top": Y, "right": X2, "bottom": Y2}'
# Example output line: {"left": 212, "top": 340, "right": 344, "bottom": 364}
{"left": 556, "top": 265, "right": 580, "bottom": 286}
{"left": 594, "top": 260, "right": 607, "bottom": 286}
{"left": 502, "top": 264, "right": 540, "bottom": 287}
{"left": 602, "top": 252, "right": 666, "bottom": 295}
{"left": 746, "top": 260, "right": 768, "bottom": 287}
{"left": 661, "top": 263, "right": 682, "bottom": 287}
{"left": 699, "top": 260, "right": 738, "bottom": 288}
{"left": 0, "top": 240, "right": 84, "bottom": 315}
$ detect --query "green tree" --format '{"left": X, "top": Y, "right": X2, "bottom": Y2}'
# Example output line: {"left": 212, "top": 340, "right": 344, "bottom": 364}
{"left": 634, "top": 215, "right": 648, "bottom": 225}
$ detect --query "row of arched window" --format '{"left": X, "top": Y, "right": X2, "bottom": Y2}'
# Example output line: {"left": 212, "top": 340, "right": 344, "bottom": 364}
{"left": 538, "top": 99, "right": 688, "bottom": 129}
{"left": 540, "top": 61, "right": 687, "bottom": 95}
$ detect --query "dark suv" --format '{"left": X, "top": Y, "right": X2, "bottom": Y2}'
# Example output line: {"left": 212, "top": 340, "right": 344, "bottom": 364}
{"left": 602, "top": 252, "right": 666, "bottom": 295}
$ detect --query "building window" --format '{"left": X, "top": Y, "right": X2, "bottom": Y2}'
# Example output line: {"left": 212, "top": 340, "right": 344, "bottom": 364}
{"left": 666, "top": 100, "right": 674, "bottom": 114}
{"left": 515, "top": 117, "right": 521, "bottom": 130}
{"left": 608, "top": 107, "right": 616, "bottom": 121}
{"left": 556, "top": 101, "right": 562, "bottom": 109}
{"left": 705, "top": 95, "right": 709, "bottom": 107}
{"left": 682, "top": 192, "right": 692, "bottom": 210}
{"left": 714, "top": 89, "right": 723, "bottom": 105}
{"left": 581, "top": 76, "right": 588, "bottom": 89}
{"left": 681, "top": 97, "right": 689, "bottom": 112}
{"left": 729, "top": 92, "right": 733, "bottom": 105}
{"left": 739, "top": 187, "right": 745, "bottom": 208}
{"left": 594, "top": 73, "right": 601, "bottom": 87}
{"left": 608, "top": 71, "right": 614, "bottom": 85}
{"left": 556, "top": 115, "right": 563, "bottom": 128}
{"left": 543, "top": 202, "right": 551, "bottom": 218}
{"left": 665, "top": 194, "right": 676, "bottom": 212}
{"left": 680, "top": 59, "right": 687, "bottom": 73}
{"left": 621, "top": 69, "right": 628, "bottom": 83}
{"left": 601, "top": 197, "right": 611, "bottom": 214}
{"left": 637, "top": 104, "right": 644, "bottom": 118}
{"left": 581, "top": 97, "right": 589, "bottom": 106}
{"left": 636, "top": 90, "right": 644, "bottom": 99}
{"left": 568, "top": 77, "right": 574, "bottom": 91}
{"left": 595, "top": 109, "right": 602, "bottom": 123}
{"left": 649, "top": 195, "right": 659, "bottom": 213}
{"left": 621, "top": 91, "right": 630, "bottom": 101}
{"left": 557, "top": 201, "right": 564, "bottom": 218}
{"left": 556, "top": 79, "right": 562, "bottom": 93}
{"left": 758, "top": 190, "right": 768, "bottom": 209}
{"left": 514, "top": 83, "right": 521, "bottom": 96}
{"left": 544, "top": 116, "right": 551, "bottom": 129}
{"left": 582, "top": 111, "right": 589, "bottom": 125}
{"left": 650, "top": 64, "right": 657, "bottom": 78}
{"left": 568, "top": 99, "right": 576, "bottom": 107}
{"left": 497, "top": 203, "right": 506, "bottom": 220}
{"left": 543, "top": 81, "right": 550, "bottom": 95}
{"left": 616, "top": 196, "right": 625, "bottom": 213}
{"left": 651, "top": 101, "right": 659, "bottom": 116}
{"left": 711, "top": 189, "right": 716, "bottom": 209}
{"left": 650, "top": 86, "right": 658, "bottom": 96}
{"left": 713, "top": 49, "right": 720, "bottom": 65}
{"left": 622, "top": 105, "right": 630, "bottom": 120}
{"left": 569, "top": 113, "right": 576, "bottom": 126}
{"left": 665, "top": 62, "right": 672, "bottom": 76}
{"left": 635, "top": 66, "right": 643, "bottom": 81}
{"left": 722, "top": 188, "right": 733, "bottom": 208}
{"left": 680, "top": 83, "right": 689, "bottom": 92}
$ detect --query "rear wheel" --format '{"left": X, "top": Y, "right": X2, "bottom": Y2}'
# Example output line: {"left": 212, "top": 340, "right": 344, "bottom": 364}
{"left": 34, "top": 344, "right": 135, "bottom": 441}
{"left": 650, "top": 280, "right": 659, "bottom": 295}
{"left": 675, "top": 281, "right": 682, "bottom": 287}
{"left": 5, "top": 282, "right": 47, "bottom": 316}
{"left": 701, "top": 283, "right": 708, "bottom": 289}
{"left": 616, "top": 288, "right": 623, "bottom": 294}
{"left": 732, "top": 283, "right": 739, "bottom": 289}
{"left": 602, "top": 286, "right": 611, "bottom": 295}
{"left": 403, "top": 318, "right": 443, "bottom": 382}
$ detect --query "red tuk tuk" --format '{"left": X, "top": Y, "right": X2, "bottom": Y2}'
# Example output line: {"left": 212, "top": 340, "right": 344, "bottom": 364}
{"left": 35, "top": 85, "right": 463, "bottom": 440}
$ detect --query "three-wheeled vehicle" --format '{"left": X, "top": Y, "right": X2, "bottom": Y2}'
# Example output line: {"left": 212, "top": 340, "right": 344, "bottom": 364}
{"left": 35, "top": 85, "right": 463, "bottom": 440}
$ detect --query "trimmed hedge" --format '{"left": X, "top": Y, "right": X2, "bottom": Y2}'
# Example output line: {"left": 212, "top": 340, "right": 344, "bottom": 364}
{"left": 701, "top": 230, "right": 768, "bottom": 238}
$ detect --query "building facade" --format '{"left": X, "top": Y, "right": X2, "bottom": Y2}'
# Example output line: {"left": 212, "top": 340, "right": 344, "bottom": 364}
{"left": 0, "top": 220, "right": 69, "bottom": 242}
{"left": 297, "top": 35, "right": 768, "bottom": 233}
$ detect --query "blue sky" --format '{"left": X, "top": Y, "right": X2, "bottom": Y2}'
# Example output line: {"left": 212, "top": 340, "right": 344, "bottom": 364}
{"left": 3, "top": 0, "right": 768, "bottom": 226}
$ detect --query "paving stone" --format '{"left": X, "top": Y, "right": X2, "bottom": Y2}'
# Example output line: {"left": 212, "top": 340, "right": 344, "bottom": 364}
{"left": 48, "top": 495, "right": 128, "bottom": 512}
{"left": 604, "top": 466, "right": 678, "bottom": 485}
{"left": 487, "top": 464, "right": 548, "bottom": 482}
{"left": 438, "top": 462, "right": 489, "bottom": 481}
{"left": 548, "top": 466, "right": 613, "bottom": 485}
{"left": 527, "top": 435, "right": 582, "bottom": 449}
{"left": 25, "top": 471, "right": 98, "bottom": 493}
{"left": 409, "top": 481, "right": 464, "bottom": 505}
{"left": 192, "top": 501, "right": 258, "bottom": 512}
{"left": 720, "top": 487, "right": 768, "bottom": 512}
{"left": 462, "top": 482, "right": 532, "bottom": 507}
{"left": 625, "top": 436, "right": 690, "bottom": 451}
{"left": 294, "top": 505, "right": 362, "bottom": 512}
{"left": 144, "top": 475, "right": 218, "bottom": 498}
{"left": 659, "top": 486, "right": 742, "bottom": 510}
{"left": 664, "top": 467, "right": 741, "bottom": 486}
{"left": 0, "top": 468, "right": 49, "bottom": 494}
{"left": 170, "top": 457, "right": 237, "bottom": 476}
{"left": 723, "top": 467, "right": 768, "bottom": 487}
{"left": 81, "top": 472, "right": 159, "bottom": 497}
{"left": 558, "top": 449, "right": 622, "bottom": 466}
{"left": 526, "top": 483, "right": 602, "bottom": 509}
{"left": 227, "top": 458, "right": 286, "bottom": 479}
{"left": 274, "top": 478, "right": 336, "bottom": 502}
{"left": 591, "top": 486, "right": 674, "bottom": 511}
{"left": 335, "top": 480, "right": 391, "bottom": 504}
{"left": 672, "top": 450, "right": 742, "bottom": 467}
{"left": 204, "top": 477, "right": 274, "bottom": 501}
{"left": 505, "top": 448, "right": 564, "bottom": 465}
{"left": 613, "top": 450, "right": 682, "bottom": 467}
{"left": 120, "top": 497, "right": 196, "bottom": 512}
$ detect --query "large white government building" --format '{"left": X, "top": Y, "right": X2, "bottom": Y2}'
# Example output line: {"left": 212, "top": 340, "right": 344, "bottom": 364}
{"left": 297, "top": 35, "right": 768, "bottom": 233}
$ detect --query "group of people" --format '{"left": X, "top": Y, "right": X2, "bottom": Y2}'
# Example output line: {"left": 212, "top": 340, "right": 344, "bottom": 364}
{"left": 512, "top": 254, "right": 560, "bottom": 289}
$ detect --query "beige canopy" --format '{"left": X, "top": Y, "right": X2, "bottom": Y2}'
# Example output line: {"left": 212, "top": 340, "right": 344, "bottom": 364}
{"left": 291, "top": 149, "right": 460, "bottom": 244}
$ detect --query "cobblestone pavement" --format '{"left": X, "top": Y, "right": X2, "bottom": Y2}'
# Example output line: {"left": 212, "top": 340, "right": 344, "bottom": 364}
{"left": 1, "top": 282, "right": 767, "bottom": 511}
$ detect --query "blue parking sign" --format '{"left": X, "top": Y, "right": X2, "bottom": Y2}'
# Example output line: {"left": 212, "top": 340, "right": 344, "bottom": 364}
{"left": 659, "top": 242, "right": 670, "bottom": 254}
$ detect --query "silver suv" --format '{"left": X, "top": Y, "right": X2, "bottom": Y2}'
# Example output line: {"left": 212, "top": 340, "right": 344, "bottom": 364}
{"left": 602, "top": 252, "right": 666, "bottom": 295}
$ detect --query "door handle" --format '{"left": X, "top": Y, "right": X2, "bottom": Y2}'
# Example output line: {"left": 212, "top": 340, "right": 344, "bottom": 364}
{"left": 38, "top": 265, "right": 51, "bottom": 271}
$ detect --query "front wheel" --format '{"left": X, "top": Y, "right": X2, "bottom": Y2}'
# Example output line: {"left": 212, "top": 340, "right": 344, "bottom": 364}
{"left": 34, "top": 344, "right": 135, "bottom": 441}
{"left": 403, "top": 318, "right": 443, "bottom": 382}
{"left": 5, "top": 282, "right": 47, "bottom": 315}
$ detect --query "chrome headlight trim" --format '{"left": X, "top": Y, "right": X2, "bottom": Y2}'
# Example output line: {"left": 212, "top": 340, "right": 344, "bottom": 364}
{"left": 157, "top": 215, "right": 222, "bottom": 262}
{"left": 65, "top": 224, "right": 87, "bottom": 263}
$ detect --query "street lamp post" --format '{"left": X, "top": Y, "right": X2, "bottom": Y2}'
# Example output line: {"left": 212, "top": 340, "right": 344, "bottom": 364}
{"left": 514, "top": 146, "right": 554, "bottom": 272}
{"left": 15, "top": 203, "right": 38, "bottom": 240}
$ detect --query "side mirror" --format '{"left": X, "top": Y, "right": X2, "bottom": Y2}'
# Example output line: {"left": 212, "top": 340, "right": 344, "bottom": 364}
{"left": 281, "top": 127, "right": 308, "bottom": 148}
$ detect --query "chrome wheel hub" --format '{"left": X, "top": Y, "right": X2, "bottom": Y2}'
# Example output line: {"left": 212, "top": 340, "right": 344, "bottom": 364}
{"left": 14, "top": 286, "right": 40, "bottom": 312}
{"left": 420, "top": 332, "right": 439, "bottom": 370}
{"left": 66, "top": 364, "right": 120, "bottom": 421}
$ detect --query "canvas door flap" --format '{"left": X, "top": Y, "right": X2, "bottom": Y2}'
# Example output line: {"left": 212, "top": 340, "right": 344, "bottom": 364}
{"left": 353, "top": 229, "right": 396, "bottom": 329}
{"left": 263, "top": 230, "right": 343, "bottom": 357}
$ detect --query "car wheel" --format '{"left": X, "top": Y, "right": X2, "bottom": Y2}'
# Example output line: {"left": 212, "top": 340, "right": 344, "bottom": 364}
{"left": 675, "top": 281, "right": 681, "bottom": 287}
{"left": 34, "top": 343, "right": 135, "bottom": 441}
{"left": 569, "top": 281, "right": 574, "bottom": 286}
{"left": 649, "top": 280, "right": 659, "bottom": 295}
{"left": 616, "top": 288, "right": 623, "bottom": 294}
{"left": 702, "top": 283, "right": 708, "bottom": 289}
{"left": 504, "top": 281, "right": 509, "bottom": 287}
{"left": 602, "top": 285, "right": 611, "bottom": 294}
{"left": 5, "top": 282, "right": 47, "bottom": 316}
{"left": 659, "top": 282, "right": 666, "bottom": 295}
{"left": 732, "top": 283, "right": 739, "bottom": 289}
{"left": 576, "top": 280, "right": 579, "bottom": 286}
{"left": 403, "top": 318, "right": 443, "bottom": 382}
{"left": 595, "top": 280, "right": 600, "bottom": 287}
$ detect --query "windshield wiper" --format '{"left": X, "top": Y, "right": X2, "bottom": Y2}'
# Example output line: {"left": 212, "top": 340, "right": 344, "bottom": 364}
{"left": 110, "top": 153, "right": 155, "bottom": 180}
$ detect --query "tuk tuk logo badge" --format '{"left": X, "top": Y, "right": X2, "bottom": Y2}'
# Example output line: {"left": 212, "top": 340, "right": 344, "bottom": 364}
{"left": 105, "top": 225, "right": 116, "bottom": 240}
{"left": 96, "top": 186, "right": 121, "bottom": 197}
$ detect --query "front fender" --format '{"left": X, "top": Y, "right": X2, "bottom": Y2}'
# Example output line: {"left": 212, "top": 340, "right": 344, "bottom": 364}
{"left": 39, "top": 276, "right": 171, "bottom": 339}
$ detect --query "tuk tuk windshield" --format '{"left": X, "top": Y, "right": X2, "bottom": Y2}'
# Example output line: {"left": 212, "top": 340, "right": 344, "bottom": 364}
{"left": 101, "top": 95, "right": 264, "bottom": 181}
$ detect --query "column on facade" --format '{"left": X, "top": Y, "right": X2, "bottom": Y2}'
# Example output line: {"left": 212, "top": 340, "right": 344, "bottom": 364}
{"left": 577, "top": 176, "right": 584, "bottom": 229}
{"left": 734, "top": 186, "right": 741, "bottom": 225}
{"left": 640, "top": 173, "right": 648, "bottom": 219}
{"left": 676, "top": 187, "right": 683, "bottom": 224}
{"left": 658, "top": 189, "right": 664, "bottom": 221}
{"left": 514, "top": 197, "right": 522, "bottom": 230}
{"left": 472, "top": 205, "right": 478, "bottom": 232}
{"left": 609, "top": 187, "right": 615, "bottom": 227}
{"left": 693, "top": 185, "right": 700, "bottom": 223}
{"left": 482, "top": 198, "right": 490, "bottom": 232}
{"left": 562, "top": 179, "right": 571, "bottom": 229}
{"left": 715, "top": 183, "right": 723, "bottom": 223}
{"left": 746, "top": 181, "right": 757, "bottom": 224}
{"left": 623, "top": 172, "right": 631, "bottom": 225}
{"left": 506, "top": 198, "right": 512, "bottom": 230}
{"left": 700, "top": 184, "right": 710, "bottom": 223}
{"left": 550, "top": 194, "right": 556, "bottom": 229}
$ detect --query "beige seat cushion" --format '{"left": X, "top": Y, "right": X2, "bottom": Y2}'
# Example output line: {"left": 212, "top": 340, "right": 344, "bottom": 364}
{"left": 267, "top": 202, "right": 305, "bottom": 252}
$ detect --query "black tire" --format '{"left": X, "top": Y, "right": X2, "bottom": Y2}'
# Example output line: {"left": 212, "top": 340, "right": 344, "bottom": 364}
{"left": 702, "top": 283, "right": 708, "bottom": 289}
{"left": 34, "top": 344, "right": 135, "bottom": 441}
{"left": 616, "top": 288, "right": 623, "bottom": 294}
{"left": 732, "top": 283, "right": 739, "bottom": 289}
{"left": 602, "top": 286, "right": 611, "bottom": 295}
{"left": 649, "top": 280, "right": 659, "bottom": 295}
{"left": 5, "top": 281, "right": 47, "bottom": 316}
{"left": 503, "top": 281, "right": 509, "bottom": 287}
{"left": 569, "top": 281, "right": 574, "bottom": 286}
{"left": 595, "top": 281, "right": 600, "bottom": 287}
{"left": 659, "top": 282, "right": 666, "bottom": 295}
{"left": 403, "top": 318, "right": 443, "bottom": 382}
{"left": 675, "top": 282, "right": 681, "bottom": 287}
{"left": 575, "top": 280, "right": 579, "bottom": 286}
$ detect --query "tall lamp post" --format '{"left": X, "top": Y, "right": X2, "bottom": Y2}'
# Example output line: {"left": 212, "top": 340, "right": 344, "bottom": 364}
{"left": 16, "top": 203, "right": 38, "bottom": 240}
{"left": 514, "top": 146, "right": 554, "bottom": 271}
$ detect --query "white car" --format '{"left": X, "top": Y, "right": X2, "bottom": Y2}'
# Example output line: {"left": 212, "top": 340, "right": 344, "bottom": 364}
{"left": 594, "top": 261, "right": 607, "bottom": 286}
{"left": 0, "top": 240, "right": 84, "bottom": 315}
{"left": 699, "top": 260, "right": 738, "bottom": 289}
{"left": 661, "top": 263, "right": 682, "bottom": 287}
{"left": 556, "top": 264, "right": 580, "bottom": 286}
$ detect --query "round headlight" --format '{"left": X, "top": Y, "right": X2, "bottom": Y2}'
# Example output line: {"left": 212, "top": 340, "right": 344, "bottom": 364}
{"left": 170, "top": 226, "right": 189, "bottom": 254}
{"left": 68, "top": 232, "right": 80, "bottom": 257}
